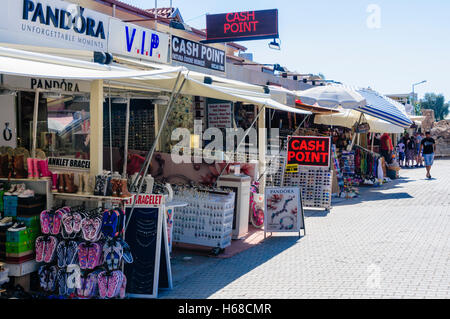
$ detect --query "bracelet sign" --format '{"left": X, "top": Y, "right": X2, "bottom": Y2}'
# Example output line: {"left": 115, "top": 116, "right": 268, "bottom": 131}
{"left": 264, "top": 187, "right": 305, "bottom": 237}
{"left": 287, "top": 136, "right": 331, "bottom": 168}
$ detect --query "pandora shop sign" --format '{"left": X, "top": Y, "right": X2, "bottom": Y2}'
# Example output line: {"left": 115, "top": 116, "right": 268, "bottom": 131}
{"left": 0, "top": 0, "right": 109, "bottom": 52}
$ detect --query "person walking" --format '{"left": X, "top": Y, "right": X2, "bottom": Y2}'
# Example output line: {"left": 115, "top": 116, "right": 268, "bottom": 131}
{"left": 416, "top": 133, "right": 424, "bottom": 167}
{"left": 397, "top": 139, "right": 406, "bottom": 167}
{"left": 405, "top": 137, "right": 416, "bottom": 168}
{"left": 420, "top": 131, "right": 436, "bottom": 179}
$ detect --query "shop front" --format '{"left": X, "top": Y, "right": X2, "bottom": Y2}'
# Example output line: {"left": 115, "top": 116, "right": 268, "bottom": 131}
{"left": 0, "top": 0, "right": 315, "bottom": 299}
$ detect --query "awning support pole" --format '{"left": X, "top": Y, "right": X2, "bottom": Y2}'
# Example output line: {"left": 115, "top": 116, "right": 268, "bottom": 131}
{"left": 214, "top": 104, "right": 266, "bottom": 187}
{"left": 130, "top": 71, "right": 183, "bottom": 191}
{"left": 294, "top": 114, "right": 310, "bottom": 134}
{"left": 371, "top": 132, "right": 375, "bottom": 152}
{"left": 122, "top": 96, "right": 131, "bottom": 178}
{"left": 31, "top": 89, "right": 40, "bottom": 159}
{"left": 126, "top": 72, "right": 186, "bottom": 231}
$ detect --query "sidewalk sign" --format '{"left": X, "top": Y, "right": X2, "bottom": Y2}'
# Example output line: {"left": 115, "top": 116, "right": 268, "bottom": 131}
{"left": 264, "top": 187, "right": 305, "bottom": 239}
{"left": 124, "top": 194, "right": 172, "bottom": 298}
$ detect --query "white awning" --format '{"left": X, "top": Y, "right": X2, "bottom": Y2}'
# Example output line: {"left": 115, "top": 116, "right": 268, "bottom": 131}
{"left": 0, "top": 46, "right": 311, "bottom": 115}
{"left": 314, "top": 109, "right": 404, "bottom": 134}
{"left": 0, "top": 47, "right": 184, "bottom": 80}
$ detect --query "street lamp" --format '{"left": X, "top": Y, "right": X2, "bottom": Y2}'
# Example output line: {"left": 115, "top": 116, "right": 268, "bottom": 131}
{"left": 412, "top": 80, "right": 427, "bottom": 115}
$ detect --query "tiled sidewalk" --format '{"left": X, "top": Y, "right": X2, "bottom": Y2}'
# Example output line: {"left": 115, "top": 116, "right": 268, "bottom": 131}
{"left": 160, "top": 160, "right": 450, "bottom": 299}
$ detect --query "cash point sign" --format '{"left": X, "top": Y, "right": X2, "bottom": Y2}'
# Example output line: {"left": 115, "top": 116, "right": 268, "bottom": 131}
{"left": 172, "top": 36, "right": 225, "bottom": 72}
{"left": 204, "top": 9, "right": 279, "bottom": 43}
{"left": 287, "top": 136, "right": 331, "bottom": 168}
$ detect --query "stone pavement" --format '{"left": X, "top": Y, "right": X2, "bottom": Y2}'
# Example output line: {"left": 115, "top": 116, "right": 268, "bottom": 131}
{"left": 160, "top": 160, "right": 450, "bottom": 299}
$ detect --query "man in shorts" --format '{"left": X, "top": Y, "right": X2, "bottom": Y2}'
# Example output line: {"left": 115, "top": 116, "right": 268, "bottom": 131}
{"left": 419, "top": 131, "right": 436, "bottom": 179}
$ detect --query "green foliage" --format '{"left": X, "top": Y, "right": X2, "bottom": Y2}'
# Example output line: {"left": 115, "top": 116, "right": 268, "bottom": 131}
{"left": 420, "top": 93, "right": 450, "bottom": 121}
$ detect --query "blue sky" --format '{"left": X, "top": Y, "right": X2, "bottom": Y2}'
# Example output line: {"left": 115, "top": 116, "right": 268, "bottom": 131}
{"left": 123, "top": 0, "right": 449, "bottom": 101}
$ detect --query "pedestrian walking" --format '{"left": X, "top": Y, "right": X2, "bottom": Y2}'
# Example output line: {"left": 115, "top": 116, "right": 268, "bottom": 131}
{"left": 405, "top": 137, "right": 416, "bottom": 168}
{"left": 420, "top": 131, "right": 436, "bottom": 179}
{"left": 397, "top": 139, "right": 406, "bottom": 167}
{"left": 416, "top": 133, "right": 424, "bottom": 167}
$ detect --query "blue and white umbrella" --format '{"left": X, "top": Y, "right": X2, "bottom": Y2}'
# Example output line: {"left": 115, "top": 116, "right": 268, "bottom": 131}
{"left": 356, "top": 88, "right": 413, "bottom": 128}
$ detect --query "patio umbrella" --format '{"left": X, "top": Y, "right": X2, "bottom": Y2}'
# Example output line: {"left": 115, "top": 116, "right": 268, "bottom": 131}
{"left": 297, "top": 85, "right": 366, "bottom": 109}
{"left": 356, "top": 88, "right": 413, "bottom": 128}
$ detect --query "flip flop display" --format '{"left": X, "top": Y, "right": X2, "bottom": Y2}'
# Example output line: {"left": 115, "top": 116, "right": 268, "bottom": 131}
{"left": 36, "top": 205, "right": 134, "bottom": 299}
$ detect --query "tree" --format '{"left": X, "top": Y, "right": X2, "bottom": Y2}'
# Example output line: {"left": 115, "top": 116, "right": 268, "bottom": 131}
{"left": 420, "top": 93, "right": 450, "bottom": 121}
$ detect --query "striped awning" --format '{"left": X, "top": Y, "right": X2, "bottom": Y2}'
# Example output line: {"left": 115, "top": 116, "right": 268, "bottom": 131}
{"left": 356, "top": 88, "right": 413, "bottom": 128}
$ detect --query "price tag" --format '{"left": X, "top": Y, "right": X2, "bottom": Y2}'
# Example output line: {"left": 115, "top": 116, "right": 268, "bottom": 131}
{"left": 286, "top": 164, "right": 299, "bottom": 173}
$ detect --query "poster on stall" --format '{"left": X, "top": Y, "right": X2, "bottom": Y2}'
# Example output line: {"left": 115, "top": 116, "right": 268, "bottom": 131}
{"left": 264, "top": 187, "right": 305, "bottom": 237}
{"left": 124, "top": 194, "right": 172, "bottom": 298}
{"left": 207, "top": 102, "right": 233, "bottom": 129}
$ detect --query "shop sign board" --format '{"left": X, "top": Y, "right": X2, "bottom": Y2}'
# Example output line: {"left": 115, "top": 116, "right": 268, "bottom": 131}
{"left": 207, "top": 102, "right": 233, "bottom": 129}
{"left": 0, "top": 0, "right": 109, "bottom": 52}
{"left": 264, "top": 187, "right": 305, "bottom": 236}
{"left": 172, "top": 36, "right": 225, "bottom": 72}
{"left": 108, "top": 19, "right": 170, "bottom": 64}
{"left": 124, "top": 194, "right": 172, "bottom": 298}
{"left": 2, "top": 75, "right": 91, "bottom": 93}
{"left": 287, "top": 136, "right": 331, "bottom": 168}
{"left": 47, "top": 157, "right": 90, "bottom": 172}
{"left": 204, "top": 9, "right": 279, "bottom": 43}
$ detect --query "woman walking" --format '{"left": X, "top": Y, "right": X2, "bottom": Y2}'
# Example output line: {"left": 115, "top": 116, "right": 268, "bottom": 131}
{"left": 405, "top": 137, "right": 417, "bottom": 168}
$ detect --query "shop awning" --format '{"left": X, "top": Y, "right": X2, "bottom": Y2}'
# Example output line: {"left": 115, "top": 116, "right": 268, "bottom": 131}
{"left": 356, "top": 88, "right": 413, "bottom": 128}
{"left": 314, "top": 109, "right": 405, "bottom": 134}
{"left": 0, "top": 47, "right": 310, "bottom": 115}
{"left": 0, "top": 46, "right": 184, "bottom": 80}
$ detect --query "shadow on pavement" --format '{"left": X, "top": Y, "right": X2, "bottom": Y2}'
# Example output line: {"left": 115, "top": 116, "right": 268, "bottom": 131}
{"left": 160, "top": 236, "right": 300, "bottom": 299}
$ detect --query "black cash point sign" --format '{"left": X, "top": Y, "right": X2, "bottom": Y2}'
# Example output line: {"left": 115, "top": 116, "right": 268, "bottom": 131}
{"left": 203, "top": 9, "right": 279, "bottom": 43}
{"left": 287, "top": 136, "right": 331, "bottom": 168}
{"left": 172, "top": 36, "right": 225, "bottom": 72}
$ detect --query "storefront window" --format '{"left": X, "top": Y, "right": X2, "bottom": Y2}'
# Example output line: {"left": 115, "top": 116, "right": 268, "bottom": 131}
{"left": 17, "top": 92, "right": 90, "bottom": 159}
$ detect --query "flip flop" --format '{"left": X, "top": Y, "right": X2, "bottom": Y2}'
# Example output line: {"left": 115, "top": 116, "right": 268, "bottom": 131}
{"left": 66, "top": 264, "right": 81, "bottom": 293}
{"left": 44, "top": 236, "right": 58, "bottom": 264}
{"left": 107, "top": 271, "right": 122, "bottom": 298}
{"left": 56, "top": 241, "right": 67, "bottom": 268}
{"left": 119, "top": 273, "right": 127, "bottom": 299}
{"left": 78, "top": 242, "right": 89, "bottom": 270}
{"left": 40, "top": 210, "right": 50, "bottom": 234}
{"left": 104, "top": 240, "right": 114, "bottom": 271}
{"left": 57, "top": 268, "right": 68, "bottom": 296}
{"left": 35, "top": 236, "right": 45, "bottom": 263}
{"left": 51, "top": 210, "right": 63, "bottom": 235}
{"left": 72, "top": 213, "right": 83, "bottom": 233}
{"left": 66, "top": 241, "right": 78, "bottom": 266}
{"left": 119, "top": 238, "right": 133, "bottom": 264}
{"left": 97, "top": 271, "right": 108, "bottom": 299}
{"left": 111, "top": 241, "right": 123, "bottom": 270}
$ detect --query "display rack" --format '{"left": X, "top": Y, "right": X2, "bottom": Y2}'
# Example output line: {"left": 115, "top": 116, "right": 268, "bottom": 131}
{"left": 172, "top": 191, "right": 235, "bottom": 250}
{"left": 266, "top": 153, "right": 332, "bottom": 210}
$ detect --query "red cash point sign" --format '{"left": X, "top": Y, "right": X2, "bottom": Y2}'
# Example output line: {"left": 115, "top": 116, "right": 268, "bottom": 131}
{"left": 287, "top": 136, "right": 331, "bottom": 168}
{"left": 204, "top": 9, "right": 279, "bottom": 43}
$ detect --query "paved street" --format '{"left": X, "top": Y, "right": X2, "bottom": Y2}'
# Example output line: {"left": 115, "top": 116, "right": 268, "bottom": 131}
{"left": 161, "top": 160, "right": 450, "bottom": 299}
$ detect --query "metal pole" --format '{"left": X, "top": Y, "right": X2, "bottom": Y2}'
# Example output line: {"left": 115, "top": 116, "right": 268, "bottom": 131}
{"left": 130, "top": 71, "right": 183, "bottom": 191}
{"left": 108, "top": 84, "right": 113, "bottom": 172}
{"left": 349, "top": 112, "right": 363, "bottom": 150}
{"left": 126, "top": 74, "right": 187, "bottom": 231}
{"left": 371, "top": 132, "right": 375, "bottom": 152}
{"left": 122, "top": 96, "right": 131, "bottom": 178}
{"left": 31, "top": 89, "right": 40, "bottom": 159}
